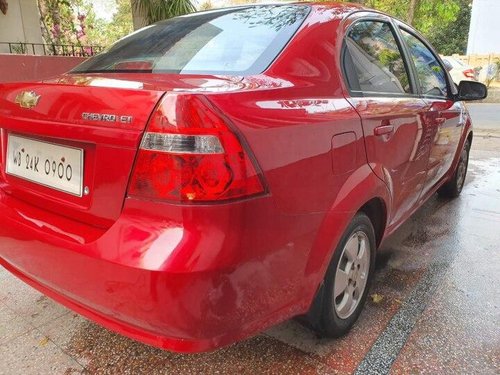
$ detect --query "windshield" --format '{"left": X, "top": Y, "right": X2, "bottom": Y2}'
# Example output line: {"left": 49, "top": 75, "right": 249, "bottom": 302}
{"left": 72, "top": 5, "right": 310, "bottom": 75}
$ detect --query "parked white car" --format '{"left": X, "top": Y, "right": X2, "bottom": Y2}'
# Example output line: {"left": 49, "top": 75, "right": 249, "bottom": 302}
{"left": 441, "top": 56, "right": 478, "bottom": 85}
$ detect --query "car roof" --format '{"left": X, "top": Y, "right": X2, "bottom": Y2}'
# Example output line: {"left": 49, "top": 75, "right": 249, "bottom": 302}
{"left": 191, "top": 2, "right": 366, "bottom": 21}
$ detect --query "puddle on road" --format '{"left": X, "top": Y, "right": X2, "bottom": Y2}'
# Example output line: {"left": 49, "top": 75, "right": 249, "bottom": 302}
{"left": 390, "top": 155, "right": 500, "bottom": 374}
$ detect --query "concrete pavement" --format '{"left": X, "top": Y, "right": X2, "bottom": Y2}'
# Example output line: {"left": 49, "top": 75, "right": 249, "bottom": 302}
{"left": 1, "top": 105, "right": 499, "bottom": 374}
{"left": 467, "top": 103, "right": 500, "bottom": 130}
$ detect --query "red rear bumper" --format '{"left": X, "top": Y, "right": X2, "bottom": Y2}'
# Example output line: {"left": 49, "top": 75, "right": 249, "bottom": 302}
{"left": 0, "top": 190, "right": 324, "bottom": 352}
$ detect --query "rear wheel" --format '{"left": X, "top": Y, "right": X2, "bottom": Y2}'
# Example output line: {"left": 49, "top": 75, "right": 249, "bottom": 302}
{"left": 311, "top": 213, "right": 376, "bottom": 337}
{"left": 437, "top": 139, "right": 470, "bottom": 198}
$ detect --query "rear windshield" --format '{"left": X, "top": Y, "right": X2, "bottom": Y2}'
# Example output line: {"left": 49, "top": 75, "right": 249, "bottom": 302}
{"left": 72, "top": 5, "right": 310, "bottom": 75}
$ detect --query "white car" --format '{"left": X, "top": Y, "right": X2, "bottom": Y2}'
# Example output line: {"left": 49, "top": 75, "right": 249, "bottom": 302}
{"left": 441, "top": 56, "right": 477, "bottom": 85}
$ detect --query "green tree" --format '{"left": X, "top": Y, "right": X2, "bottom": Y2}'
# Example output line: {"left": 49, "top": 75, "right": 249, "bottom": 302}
{"left": 133, "top": 0, "right": 195, "bottom": 25}
{"left": 86, "top": 0, "right": 133, "bottom": 46}
{"left": 339, "top": 0, "right": 467, "bottom": 53}
{"left": 426, "top": 0, "right": 472, "bottom": 55}
{"left": 362, "top": 0, "right": 460, "bottom": 33}
{"left": 37, "top": 0, "right": 98, "bottom": 48}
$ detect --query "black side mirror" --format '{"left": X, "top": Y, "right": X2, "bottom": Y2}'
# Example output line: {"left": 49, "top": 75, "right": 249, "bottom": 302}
{"left": 456, "top": 80, "right": 487, "bottom": 101}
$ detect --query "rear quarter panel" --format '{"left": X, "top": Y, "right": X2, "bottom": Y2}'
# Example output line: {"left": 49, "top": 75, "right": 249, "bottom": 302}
{"left": 207, "top": 7, "right": 391, "bottom": 304}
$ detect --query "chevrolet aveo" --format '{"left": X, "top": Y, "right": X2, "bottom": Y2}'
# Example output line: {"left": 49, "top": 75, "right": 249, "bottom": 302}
{"left": 0, "top": 3, "right": 487, "bottom": 352}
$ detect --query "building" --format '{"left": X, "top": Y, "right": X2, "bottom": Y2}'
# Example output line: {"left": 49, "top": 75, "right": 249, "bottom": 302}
{"left": 0, "top": 0, "right": 44, "bottom": 54}
{"left": 467, "top": 0, "right": 500, "bottom": 54}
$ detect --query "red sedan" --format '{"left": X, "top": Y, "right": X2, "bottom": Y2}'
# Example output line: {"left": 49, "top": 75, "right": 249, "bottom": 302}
{"left": 0, "top": 3, "right": 487, "bottom": 353}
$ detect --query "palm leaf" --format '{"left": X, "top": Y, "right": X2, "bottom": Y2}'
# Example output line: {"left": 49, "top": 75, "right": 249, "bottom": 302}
{"left": 133, "top": 0, "right": 195, "bottom": 24}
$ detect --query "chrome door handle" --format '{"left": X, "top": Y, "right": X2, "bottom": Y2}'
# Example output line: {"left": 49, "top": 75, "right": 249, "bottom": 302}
{"left": 374, "top": 125, "right": 394, "bottom": 136}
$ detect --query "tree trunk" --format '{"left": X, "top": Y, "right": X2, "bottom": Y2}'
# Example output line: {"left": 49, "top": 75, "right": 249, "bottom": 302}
{"left": 407, "top": 0, "right": 419, "bottom": 25}
{"left": 130, "top": 0, "right": 147, "bottom": 30}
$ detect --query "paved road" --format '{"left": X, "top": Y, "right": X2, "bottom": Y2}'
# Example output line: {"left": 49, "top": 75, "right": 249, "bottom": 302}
{"left": 467, "top": 103, "right": 500, "bottom": 130}
{"left": 1, "top": 133, "right": 499, "bottom": 374}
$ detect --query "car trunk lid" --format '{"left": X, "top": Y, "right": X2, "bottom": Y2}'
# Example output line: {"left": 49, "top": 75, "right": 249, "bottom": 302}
{"left": 0, "top": 78, "right": 165, "bottom": 228}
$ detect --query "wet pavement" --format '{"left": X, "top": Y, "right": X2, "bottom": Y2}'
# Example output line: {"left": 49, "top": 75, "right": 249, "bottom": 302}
{"left": 1, "top": 111, "right": 500, "bottom": 374}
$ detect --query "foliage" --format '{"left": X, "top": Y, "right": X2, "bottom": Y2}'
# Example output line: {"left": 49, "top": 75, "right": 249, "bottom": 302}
{"left": 199, "top": 1, "right": 213, "bottom": 11}
{"left": 133, "top": 0, "right": 196, "bottom": 25}
{"left": 425, "top": 0, "right": 471, "bottom": 55}
{"left": 339, "top": 0, "right": 469, "bottom": 54}
{"left": 37, "top": 0, "right": 92, "bottom": 46}
{"left": 37, "top": 0, "right": 135, "bottom": 48}
{"left": 86, "top": 0, "right": 134, "bottom": 46}
{"left": 35, "top": 0, "right": 470, "bottom": 52}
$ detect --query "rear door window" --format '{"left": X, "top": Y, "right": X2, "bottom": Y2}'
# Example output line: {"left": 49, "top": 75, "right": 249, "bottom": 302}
{"left": 72, "top": 5, "right": 310, "bottom": 75}
{"left": 344, "top": 20, "right": 412, "bottom": 95}
{"left": 400, "top": 29, "right": 448, "bottom": 97}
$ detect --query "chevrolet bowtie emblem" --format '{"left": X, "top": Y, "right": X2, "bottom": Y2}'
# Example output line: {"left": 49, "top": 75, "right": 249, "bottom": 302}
{"left": 15, "top": 91, "right": 41, "bottom": 109}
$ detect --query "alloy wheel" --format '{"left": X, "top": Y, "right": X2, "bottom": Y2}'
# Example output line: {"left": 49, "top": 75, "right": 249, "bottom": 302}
{"left": 333, "top": 231, "right": 371, "bottom": 319}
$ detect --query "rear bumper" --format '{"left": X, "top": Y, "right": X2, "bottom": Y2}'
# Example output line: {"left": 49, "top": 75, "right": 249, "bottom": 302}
{"left": 1, "top": 260, "right": 224, "bottom": 353}
{"left": 0, "top": 190, "right": 324, "bottom": 352}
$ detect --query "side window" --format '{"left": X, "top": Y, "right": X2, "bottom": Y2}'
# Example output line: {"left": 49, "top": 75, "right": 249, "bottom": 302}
{"left": 345, "top": 21, "right": 412, "bottom": 95}
{"left": 400, "top": 29, "right": 448, "bottom": 97}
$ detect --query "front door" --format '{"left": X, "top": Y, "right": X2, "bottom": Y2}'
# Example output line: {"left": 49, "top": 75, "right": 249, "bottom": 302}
{"left": 398, "top": 28, "right": 463, "bottom": 196}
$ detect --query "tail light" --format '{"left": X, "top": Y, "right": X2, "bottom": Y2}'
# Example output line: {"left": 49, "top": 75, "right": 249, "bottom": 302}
{"left": 463, "top": 69, "right": 476, "bottom": 80}
{"left": 128, "top": 94, "right": 265, "bottom": 202}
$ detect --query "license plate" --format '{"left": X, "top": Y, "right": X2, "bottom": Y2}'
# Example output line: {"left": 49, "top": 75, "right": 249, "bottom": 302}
{"left": 6, "top": 134, "right": 84, "bottom": 197}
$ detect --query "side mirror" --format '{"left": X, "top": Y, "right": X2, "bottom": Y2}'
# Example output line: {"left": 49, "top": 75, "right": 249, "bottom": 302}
{"left": 456, "top": 80, "right": 487, "bottom": 101}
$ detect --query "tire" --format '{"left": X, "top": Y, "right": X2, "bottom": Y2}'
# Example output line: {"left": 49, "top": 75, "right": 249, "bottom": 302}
{"left": 309, "top": 213, "right": 376, "bottom": 338}
{"left": 437, "top": 139, "right": 470, "bottom": 198}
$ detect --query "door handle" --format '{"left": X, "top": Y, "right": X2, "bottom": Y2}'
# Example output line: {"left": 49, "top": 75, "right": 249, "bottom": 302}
{"left": 435, "top": 117, "right": 446, "bottom": 125}
{"left": 374, "top": 125, "right": 394, "bottom": 136}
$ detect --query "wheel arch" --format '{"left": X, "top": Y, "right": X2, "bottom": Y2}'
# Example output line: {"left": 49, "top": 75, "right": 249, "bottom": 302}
{"left": 444, "top": 121, "right": 473, "bottom": 184}
{"left": 303, "top": 175, "right": 390, "bottom": 326}
{"left": 358, "top": 197, "right": 387, "bottom": 247}
{"left": 467, "top": 130, "right": 473, "bottom": 146}
{"left": 303, "top": 166, "right": 391, "bottom": 302}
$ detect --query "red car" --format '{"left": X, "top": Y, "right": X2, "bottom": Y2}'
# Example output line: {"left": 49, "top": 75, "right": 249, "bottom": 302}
{"left": 0, "top": 3, "right": 487, "bottom": 352}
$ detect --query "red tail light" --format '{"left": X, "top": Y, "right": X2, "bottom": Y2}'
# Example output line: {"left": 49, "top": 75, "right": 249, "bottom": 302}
{"left": 128, "top": 94, "right": 265, "bottom": 202}
{"left": 463, "top": 69, "right": 476, "bottom": 79}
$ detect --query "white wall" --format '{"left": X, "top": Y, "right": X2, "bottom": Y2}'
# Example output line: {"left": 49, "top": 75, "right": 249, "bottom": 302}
{"left": 0, "top": 0, "right": 44, "bottom": 53}
{"left": 467, "top": 0, "right": 500, "bottom": 54}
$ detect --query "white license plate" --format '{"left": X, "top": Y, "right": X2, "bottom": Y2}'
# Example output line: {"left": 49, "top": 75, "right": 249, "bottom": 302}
{"left": 6, "top": 134, "right": 84, "bottom": 197}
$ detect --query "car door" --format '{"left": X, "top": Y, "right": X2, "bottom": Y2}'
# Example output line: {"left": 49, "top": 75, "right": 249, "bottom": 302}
{"left": 342, "top": 15, "right": 432, "bottom": 227}
{"left": 397, "top": 27, "right": 463, "bottom": 197}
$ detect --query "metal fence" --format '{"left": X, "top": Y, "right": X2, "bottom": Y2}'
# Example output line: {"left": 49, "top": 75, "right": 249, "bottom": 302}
{"left": 0, "top": 42, "right": 105, "bottom": 57}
